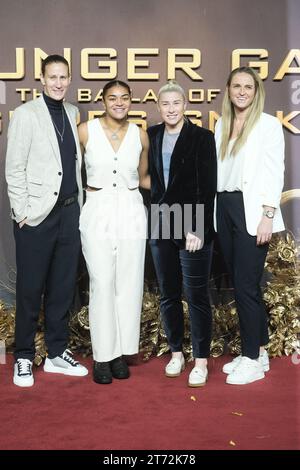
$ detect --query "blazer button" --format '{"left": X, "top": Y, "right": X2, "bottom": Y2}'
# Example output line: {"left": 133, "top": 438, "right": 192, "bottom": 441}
{"left": 114, "top": 157, "right": 117, "bottom": 161}
{"left": 113, "top": 183, "right": 116, "bottom": 187}
{"left": 113, "top": 170, "right": 117, "bottom": 174}
{"left": 54, "top": 192, "right": 58, "bottom": 196}
{"left": 58, "top": 172, "right": 62, "bottom": 176}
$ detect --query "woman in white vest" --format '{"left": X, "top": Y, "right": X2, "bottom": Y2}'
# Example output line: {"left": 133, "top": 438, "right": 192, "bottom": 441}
{"left": 78, "top": 80, "right": 149, "bottom": 384}
{"left": 215, "top": 67, "right": 285, "bottom": 385}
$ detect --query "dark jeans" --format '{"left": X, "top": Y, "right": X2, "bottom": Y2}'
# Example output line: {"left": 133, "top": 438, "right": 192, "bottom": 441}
{"left": 13, "top": 201, "right": 81, "bottom": 361}
{"left": 216, "top": 192, "right": 269, "bottom": 359}
{"left": 150, "top": 239, "right": 213, "bottom": 358}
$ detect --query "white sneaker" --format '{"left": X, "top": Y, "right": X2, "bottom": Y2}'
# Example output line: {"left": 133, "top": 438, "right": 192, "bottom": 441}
{"left": 188, "top": 366, "right": 208, "bottom": 387}
{"left": 165, "top": 355, "right": 185, "bottom": 377}
{"left": 223, "top": 350, "right": 269, "bottom": 374}
{"left": 44, "top": 349, "right": 88, "bottom": 377}
{"left": 259, "top": 350, "right": 270, "bottom": 372}
{"left": 226, "top": 356, "right": 265, "bottom": 385}
{"left": 13, "top": 359, "right": 34, "bottom": 387}
{"left": 222, "top": 355, "right": 242, "bottom": 374}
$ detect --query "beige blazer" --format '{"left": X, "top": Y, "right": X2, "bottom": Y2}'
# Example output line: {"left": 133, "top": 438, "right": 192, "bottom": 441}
{"left": 214, "top": 112, "right": 285, "bottom": 236}
{"left": 5, "top": 95, "right": 83, "bottom": 226}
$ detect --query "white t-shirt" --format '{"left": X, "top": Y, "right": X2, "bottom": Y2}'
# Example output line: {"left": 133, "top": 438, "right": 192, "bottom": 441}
{"left": 217, "top": 139, "right": 245, "bottom": 192}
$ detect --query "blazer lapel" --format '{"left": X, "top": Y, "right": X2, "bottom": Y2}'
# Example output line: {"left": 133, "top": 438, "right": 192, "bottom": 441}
{"left": 167, "top": 120, "right": 189, "bottom": 190}
{"left": 152, "top": 123, "right": 165, "bottom": 191}
{"left": 64, "top": 103, "right": 83, "bottom": 208}
{"left": 242, "top": 119, "right": 261, "bottom": 182}
{"left": 64, "top": 103, "right": 82, "bottom": 168}
{"left": 34, "top": 95, "right": 61, "bottom": 165}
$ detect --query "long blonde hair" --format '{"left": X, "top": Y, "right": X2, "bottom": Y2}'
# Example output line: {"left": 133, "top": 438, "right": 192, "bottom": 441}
{"left": 219, "top": 67, "right": 265, "bottom": 160}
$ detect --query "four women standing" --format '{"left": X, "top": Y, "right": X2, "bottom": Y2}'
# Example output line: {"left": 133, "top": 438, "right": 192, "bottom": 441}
{"left": 79, "top": 70, "right": 285, "bottom": 386}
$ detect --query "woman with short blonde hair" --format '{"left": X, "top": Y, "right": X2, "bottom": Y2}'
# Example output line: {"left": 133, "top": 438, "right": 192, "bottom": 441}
{"left": 148, "top": 81, "right": 217, "bottom": 387}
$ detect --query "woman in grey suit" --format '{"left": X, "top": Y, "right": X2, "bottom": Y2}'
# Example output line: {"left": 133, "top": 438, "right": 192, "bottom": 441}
{"left": 215, "top": 66, "right": 285, "bottom": 385}
{"left": 6, "top": 55, "right": 88, "bottom": 387}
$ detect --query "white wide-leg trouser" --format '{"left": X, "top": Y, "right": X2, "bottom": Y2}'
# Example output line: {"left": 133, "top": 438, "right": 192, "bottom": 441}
{"left": 80, "top": 188, "right": 147, "bottom": 362}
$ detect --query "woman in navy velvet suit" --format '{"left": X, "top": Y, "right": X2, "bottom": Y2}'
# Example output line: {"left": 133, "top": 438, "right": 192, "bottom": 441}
{"left": 148, "top": 81, "right": 217, "bottom": 387}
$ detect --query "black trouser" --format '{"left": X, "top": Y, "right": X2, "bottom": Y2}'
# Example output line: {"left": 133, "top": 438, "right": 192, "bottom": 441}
{"left": 13, "top": 201, "right": 81, "bottom": 361}
{"left": 216, "top": 192, "right": 269, "bottom": 359}
{"left": 150, "top": 239, "right": 213, "bottom": 358}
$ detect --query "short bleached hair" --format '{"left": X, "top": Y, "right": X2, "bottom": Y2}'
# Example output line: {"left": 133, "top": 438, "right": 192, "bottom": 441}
{"left": 157, "top": 80, "right": 186, "bottom": 102}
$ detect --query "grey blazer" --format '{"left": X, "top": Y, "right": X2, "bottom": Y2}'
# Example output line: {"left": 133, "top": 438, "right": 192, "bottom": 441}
{"left": 5, "top": 95, "right": 83, "bottom": 226}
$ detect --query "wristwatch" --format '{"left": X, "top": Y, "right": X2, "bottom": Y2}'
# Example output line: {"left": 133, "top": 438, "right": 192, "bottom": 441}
{"left": 263, "top": 210, "right": 274, "bottom": 219}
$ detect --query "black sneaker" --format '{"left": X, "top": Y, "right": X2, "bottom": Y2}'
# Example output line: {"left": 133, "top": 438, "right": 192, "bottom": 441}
{"left": 110, "top": 357, "right": 130, "bottom": 379}
{"left": 44, "top": 349, "right": 88, "bottom": 376}
{"left": 93, "top": 361, "right": 112, "bottom": 384}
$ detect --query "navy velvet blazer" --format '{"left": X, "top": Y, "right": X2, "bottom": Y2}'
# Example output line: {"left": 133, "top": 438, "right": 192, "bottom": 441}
{"left": 147, "top": 119, "right": 217, "bottom": 246}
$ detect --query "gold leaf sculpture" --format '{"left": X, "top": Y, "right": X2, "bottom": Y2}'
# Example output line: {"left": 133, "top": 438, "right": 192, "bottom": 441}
{"left": 0, "top": 232, "right": 299, "bottom": 363}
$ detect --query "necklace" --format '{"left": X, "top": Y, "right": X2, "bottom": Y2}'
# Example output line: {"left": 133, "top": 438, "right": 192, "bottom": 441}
{"left": 51, "top": 108, "right": 65, "bottom": 143}
{"left": 111, "top": 129, "right": 121, "bottom": 140}
{"left": 103, "top": 119, "right": 127, "bottom": 141}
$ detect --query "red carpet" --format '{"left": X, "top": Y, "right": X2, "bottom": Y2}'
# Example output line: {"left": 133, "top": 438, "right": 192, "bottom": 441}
{"left": 0, "top": 354, "right": 299, "bottom": 450}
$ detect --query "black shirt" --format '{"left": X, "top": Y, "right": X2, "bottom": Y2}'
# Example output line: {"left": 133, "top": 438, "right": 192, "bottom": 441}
{"left": 43, "top": 92, "right": 78, "bottom": 199}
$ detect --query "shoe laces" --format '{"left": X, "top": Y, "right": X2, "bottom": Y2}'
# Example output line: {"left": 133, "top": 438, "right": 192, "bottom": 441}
{"left": 60, "top": 349, "right": 79, "bottom": 366}
{"left": 95, "top": 361, "right": 111, "bottom": 371}
{"left": 191, "top": 366, "right": 207, "bottom": 378}
{"left": 17, "top": 359, "right": 32, "bottom": 376}
{"left": 169, "top": 358, "right": 179, "bottom": 366}
{"left": 237, "top": 356, "right": 259, "bottom": 370}
{"left": 169, "top": 356, "right": 184, "bottom": 365}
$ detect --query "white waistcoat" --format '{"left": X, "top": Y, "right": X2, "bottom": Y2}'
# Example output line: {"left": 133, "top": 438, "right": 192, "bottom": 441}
{"left": 84, "top": 119, "right": 142, "bottom": 190}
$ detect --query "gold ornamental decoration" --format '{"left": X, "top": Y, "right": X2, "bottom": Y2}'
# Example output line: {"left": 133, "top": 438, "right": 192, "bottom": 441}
{"left": 0, "top": 232, "right": 299, "bottom": 363}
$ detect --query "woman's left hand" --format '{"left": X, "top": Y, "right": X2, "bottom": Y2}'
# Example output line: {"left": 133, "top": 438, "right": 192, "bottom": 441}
{"left": 256, "top": 217, "right": 273, "bottom": 245}
{"left": 186, "top": 232, "right": 202, "bottom": 252}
